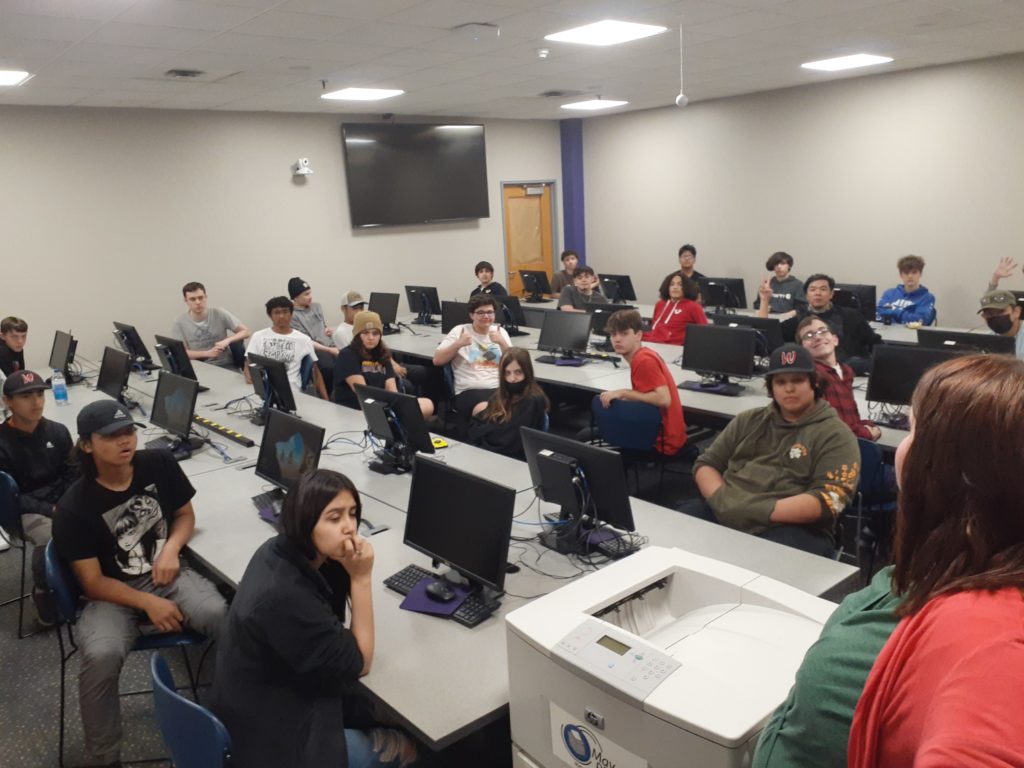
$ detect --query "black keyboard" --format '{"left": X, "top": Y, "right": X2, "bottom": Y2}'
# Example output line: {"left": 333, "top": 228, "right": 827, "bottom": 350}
{"left": 594, "top": 535, "right": 638, "bottom": 560}
{"left": 192, "top": 414, "right": 255, "bottom": 447}
{"left": 384, "top": 564, "right": 434, "bottom": 595}
{"left": 252, "top": 490, "right": 284, "bottom": 518}
{"left": 577, "top": 350, "right": 621, "bottom": 363}
{"left": 145, "top": 436, "right": 176, "bottom": 451}
{"left": 535, "top": 355, "right": 587, "bottom": 366}
{"left": 384, "top": 564, "right": 495, "bottom": 627}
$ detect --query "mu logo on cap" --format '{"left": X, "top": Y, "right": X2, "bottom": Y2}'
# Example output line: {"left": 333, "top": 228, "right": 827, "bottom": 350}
{"left": 780, "top": 350, "right": 797, "bottom": 366}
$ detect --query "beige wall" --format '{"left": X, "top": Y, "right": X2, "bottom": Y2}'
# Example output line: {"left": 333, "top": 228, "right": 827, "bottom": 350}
{"left": 1, "top": 106, "right": 562, "bottom": 370}
{"left": 583, "top": 53, "right": 1024, "bottom": 329}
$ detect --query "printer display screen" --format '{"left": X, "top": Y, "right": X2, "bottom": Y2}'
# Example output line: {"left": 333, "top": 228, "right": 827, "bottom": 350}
{"left": 597, "top": 635, "right": 631, "bottom": 656}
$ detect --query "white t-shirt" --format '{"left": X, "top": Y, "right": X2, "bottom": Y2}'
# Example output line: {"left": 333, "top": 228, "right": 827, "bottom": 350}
{"left": 334, "top": 322, "right": 354, "bottom": 350}
{"left": 437, "top": 323, "right": 511, "bottom": 394}
{"left": 246, "top": 327, "right": 316, "bottom": 393}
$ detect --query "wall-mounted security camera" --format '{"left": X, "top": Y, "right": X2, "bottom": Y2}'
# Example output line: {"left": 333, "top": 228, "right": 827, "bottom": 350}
{"left": 292, "top": 157, "right": 313, "bottom": 176}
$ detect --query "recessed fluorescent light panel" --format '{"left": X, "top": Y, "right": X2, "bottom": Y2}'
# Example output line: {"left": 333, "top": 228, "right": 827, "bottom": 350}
{"left": 321, "top": 87, "right": 404, "bottom": 101}
{"left": 801, "top": 54, "right": 893, "bottom": 72}
{"left": 545, "top": 20, "right": 667, "bottom": 46}
{"left": 0, "top": 70, "right": 32, "bottom": 86}
{"left": 561, "top": 99, "right": 628, "bottom": 111}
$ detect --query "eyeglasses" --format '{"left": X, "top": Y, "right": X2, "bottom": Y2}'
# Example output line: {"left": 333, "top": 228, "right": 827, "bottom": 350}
{"left": 473, "top": 311, "right": 496, "bottom": 317}
{"left": 800, "top": 328, "right": 832, "bottom": 341}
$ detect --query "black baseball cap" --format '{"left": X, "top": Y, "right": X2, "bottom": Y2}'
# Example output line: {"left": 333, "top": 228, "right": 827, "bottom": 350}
{"left": 77, "top": 400, "right": 145, "bottom": 437}
{"left": 764, "top": 344, "right": 816, "bottom": 376}
{"left": 2, "top": 370, "right": 49, "bottom": 397}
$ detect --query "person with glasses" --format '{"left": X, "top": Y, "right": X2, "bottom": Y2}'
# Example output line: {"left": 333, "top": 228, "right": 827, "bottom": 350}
{"left": 432, "top": 295, "right": 511, "bottom": 436}
{"left": 797, "top": 316, "right": 881, "bottom": 441}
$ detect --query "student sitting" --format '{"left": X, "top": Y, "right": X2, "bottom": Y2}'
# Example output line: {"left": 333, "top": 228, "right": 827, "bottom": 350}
{"left": 171, "top": 281, "right": 249, "bottom": 368}
{"left": 690, "top": 344, "right": 859, "bottom": 557}
{"left": 675, "top": 243, "right": 707, "bottom": 301}
{"left": 245, "top": 296, "right": 329, "bottom": 400}
{"left": 848, "top": 354, "right": 1024, "bottom": 766}
{"left": 558, "top": 265, "right": 610, "bottom": 312}
{"left": 797, "top": 316, "right": 880, "bottom": 441}
{"left": 208, "top": 469, "right": 419, "bottom": 768}
{"left": 978, "top": 289, "right": 1024, "bottom": 358}
{"left": 597, "top": 309, "right": 690, "bottom": 457}
{"left": 875, "top": 254, "right": 936, "bottom": 325}
{"left": 549, "top": 249, "right": 579, "bottom": 293}
{"left": 289, "top": 277, "right": 339, "bottom": 392}
{"left": 753, "top": 251, "right": 805, "bottom": 313}
{"left": 470, "top": 260, "right": 508, "bottom": 297}
{"left": 332, "top": 311, "right": 433, "bottom": 418}
{"left": 334, "top": 289, "right": 368, "bottom": 349}
{"left": 0, "top": 370, "right": 77, "bottom": 624}
{"left": 468, "top": 348, "right": 549, "bottom": 458}
{"left": 432, "top": 295, "right": 512, "bottom": 434}
{"left": 0, "top": 316, "right": 27, "bottom": 376}
{"left": 986, "top": 255, "right": 1022, "bottom": 292}
{"left": 52, "top": 400, "right": 227, "bottom": 768}
{"left": 644, "top": 271, "right": 707, "bottom": 345}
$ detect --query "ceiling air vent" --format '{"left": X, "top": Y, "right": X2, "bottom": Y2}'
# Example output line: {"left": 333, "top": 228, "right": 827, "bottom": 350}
{"left": 539, "top": 89, "right": 584, "bottom": 98}
{"left": 164, "top": 69, "right": 205, "bottom": 80}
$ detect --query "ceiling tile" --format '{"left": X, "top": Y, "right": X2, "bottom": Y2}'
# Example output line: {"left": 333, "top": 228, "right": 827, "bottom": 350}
{"left": 231, "top": 10, "right": 362, "bottom": 40}
{"left": 0, "top": 0, "right": 135, "bottom": 21}
{"left": 116, "top": 0, "right": 265, "bottom": 32}
{"left": 385, "top": 0, "right": 521, "bottom": 29}
{"left": 275, "top": 0, "right": 424, "bottom": 20}
{"left": 86, "top": 22, "right": 220, "bottom": 49}
{"left": 0, "top": 13, "right": 103, "bottom": 42}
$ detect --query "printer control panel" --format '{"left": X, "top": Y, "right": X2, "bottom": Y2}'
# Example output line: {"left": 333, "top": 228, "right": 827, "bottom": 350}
{"left": 553, "top": 619, "right": 681, "bottom": 700}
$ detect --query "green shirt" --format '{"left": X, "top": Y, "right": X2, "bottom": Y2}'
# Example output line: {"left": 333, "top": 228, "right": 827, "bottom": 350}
{"left": 752, "top": 566, "right": 901, "bottom": 768}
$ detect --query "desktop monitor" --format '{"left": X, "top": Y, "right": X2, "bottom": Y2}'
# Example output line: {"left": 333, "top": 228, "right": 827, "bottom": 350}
{"left": 680, "top": 324, "right": 756, "bottom": 396}
{"left": 834, "top": 283, "right": 877, "bottom": 322}
{"left": 703, "top": 278, "right": 747, "bottom": 309}
{"left": 112, "top": 321, "right": 157, "bottom": 366}
{"left": 404, "top": 456, "right": 515, "bottom": 595}
{"left": 247, "top": 352, "right": 298, "bottom": 416}
{"left": 404, "top": 285, "right": 441, "bottom": 323}
{"left": 599, "top": 274, "right": 637, "bottom": 303}
{"left": 537, "top": 311, "right": 592, "bottom": 358}
{"left": 48, "top": 330, "right": 79, "bottom": 381}
{"left": 916, "top": 328, "right": 1016, "bottom": 355}
{"left": 867, "top": 345, "right": 963, "bottom": 406}
{"left": 587, "top": 304, "right": 636, "bottom": 337}
{"left": 254, "top": 409, "right": 326, "bottom": 491}
{"left": 153, "top": 334, "right": 203, "bottom": 385}
{"left": 493, "top": 294, "right": 529, "bottom": 336}
{"left": 353, "top": 383, "right": 435, "bottom": 474}
{"left": 369, "top": 292, "right": 400, "bottom": 331}
{"left": 707, "top": 313, "right": 784, "bottom": 354}
{"left": 150, "top": 371, "right": 203, "bottom": 452}
{"left": 519, "top": 270, "right": 553, "bottom": 303}
{"left": 441, "top": 300, "right": 469, "bottom": 334}
{"left": 96, "top": 346, "right": 132, "bottom": 402}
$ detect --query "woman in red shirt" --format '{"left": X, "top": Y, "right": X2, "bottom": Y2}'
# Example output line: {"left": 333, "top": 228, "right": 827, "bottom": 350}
{"left": 848, "top": 354, "right": 1024, "bottom": 767}
{"left": 644, "top": 271, "right": 707, "bottom": 345}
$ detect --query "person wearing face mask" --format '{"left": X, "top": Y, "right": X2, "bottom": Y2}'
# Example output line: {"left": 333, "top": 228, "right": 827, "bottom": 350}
{"left": 978, "top": 289, "right": 1024, "bottom": 358}
{"left": 468, "top": 348, "right": 549, "bottom": 458}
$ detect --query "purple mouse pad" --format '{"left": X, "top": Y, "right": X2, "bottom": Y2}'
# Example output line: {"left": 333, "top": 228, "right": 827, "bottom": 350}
{"left": 257, "top": 507, "right": 281, "bottom": 529}
{"left": 400, "top": 577, "right": 471, "bottom": 617}
{"left": 555, "top": 357, "right": 587, "bottom": 367}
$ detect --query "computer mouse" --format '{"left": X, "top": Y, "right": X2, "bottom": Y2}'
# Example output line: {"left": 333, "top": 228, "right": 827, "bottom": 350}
{"left": 424, "top": 580, "right": 457, "bottom": 602}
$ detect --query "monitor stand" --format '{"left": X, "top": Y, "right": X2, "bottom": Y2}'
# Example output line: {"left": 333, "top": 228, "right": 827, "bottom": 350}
{"left": 679, "top": 377, "right": 744, "bottom": 397}
{"left": 369, "top": 441, "right": 414, "bottom": 475}
{"left": 382, "top": 322, "right": 400, "bottom": 336}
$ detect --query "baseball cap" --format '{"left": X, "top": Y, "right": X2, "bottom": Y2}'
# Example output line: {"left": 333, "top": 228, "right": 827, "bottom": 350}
{"left": 764, "top": 343, "right": 816, "bottom": 376}
{"left": 978, "top": 289, "right": 1017, "bottom": 313}
{"left": 288, "top": 277, "right": 311, "bottom": 299}
{"left": 77, "top": 400, "right": 145, "bottom": 438}
{"left": 352, "top": 311, "right": 383, "bottom": 337}
{"left": 341, "top": 290, "right": 367, "bottom": 308}
{"left": 2, "top": 370, "right": 49, "bottom": 397}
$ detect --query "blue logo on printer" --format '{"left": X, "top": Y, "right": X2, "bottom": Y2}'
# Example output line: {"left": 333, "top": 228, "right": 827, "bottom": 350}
{"left": 562, "top": 723, "right": 607, "bottom": 766}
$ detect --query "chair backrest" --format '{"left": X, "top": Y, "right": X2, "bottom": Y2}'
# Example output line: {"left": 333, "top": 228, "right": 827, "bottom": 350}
{"left": 151, "top": 653, "right": 232, "bottom": 768}
{"left": 441, "top": 363, "right": 456, "bottom": 401}
{"left": 44, "top": 540, "right": 82, "bottom": 627}
{"left": 857, "top": 438, "right": 885, "bottom": 497}
{"left": 591, "top": 397, "right": 662, "bottom": 451}
{"left": 300, "top": 355, "right": 314, "bottom": 390}
{"left": 0, "top": 471, "right": 23, "bottom": 540}
{"left": 228, "top": 340, "right": 246, "bottom": 370}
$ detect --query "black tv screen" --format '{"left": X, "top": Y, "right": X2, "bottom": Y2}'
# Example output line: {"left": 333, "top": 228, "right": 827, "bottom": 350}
{"left": 342, "top": 123, "right": 490, "bottom": 228}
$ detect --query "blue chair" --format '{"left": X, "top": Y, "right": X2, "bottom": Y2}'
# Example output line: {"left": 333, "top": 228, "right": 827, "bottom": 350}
{"left": 151, "top": 653, "right": 232, "bottom": 768}
{"left": 838, "top": 439, "right": 898, "bottom": 575}
{"left": 0, "top": 471, "right": 34, "bottom": 639}
{"left": 44, "top": 541, "right": 207, "bottom": 767}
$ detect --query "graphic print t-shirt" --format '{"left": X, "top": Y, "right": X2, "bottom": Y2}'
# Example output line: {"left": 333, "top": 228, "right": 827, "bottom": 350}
{"left": 438, "top": 323, "right": 511, "bottom": 394}
{"left": 246, "top": 327, "right": 316, "bottom": 392}
{"left": 53, "top": 450, "right": 195, "bottom": 581}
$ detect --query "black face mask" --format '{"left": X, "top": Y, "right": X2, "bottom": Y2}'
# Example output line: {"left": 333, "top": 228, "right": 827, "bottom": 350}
{"left": 986, "top": 314, "right": 1014, "bottom": 335}
{"left": 505, "top": 380, "right": 528, "bottom": 396}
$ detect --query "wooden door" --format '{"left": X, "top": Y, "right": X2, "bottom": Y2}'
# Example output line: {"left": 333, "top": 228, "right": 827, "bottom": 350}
{"left": 502, "top": 183, "right": 555, "bottom": 298}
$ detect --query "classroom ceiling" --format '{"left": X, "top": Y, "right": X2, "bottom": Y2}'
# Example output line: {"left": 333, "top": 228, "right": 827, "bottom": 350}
{"left": 1, "top": 0, "right": 1024, "bottom": 118}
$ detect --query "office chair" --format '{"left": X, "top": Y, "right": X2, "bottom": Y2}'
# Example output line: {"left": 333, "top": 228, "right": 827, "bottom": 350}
{"left": 0, "top": 471, "right": 35, "bottom": 638}
{"left": 837, "top": 439, "right": 897, "bottom": 578}
{"left": 44, "top": 541, "right": 207, "bottom": 767}
{"left": 151, "top": 653, "right": 232, "bottom": 768}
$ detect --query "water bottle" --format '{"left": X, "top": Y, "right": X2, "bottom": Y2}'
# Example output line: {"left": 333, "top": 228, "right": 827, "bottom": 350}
{"left": 52, "top": 370, "right": 69, "bottom": 406}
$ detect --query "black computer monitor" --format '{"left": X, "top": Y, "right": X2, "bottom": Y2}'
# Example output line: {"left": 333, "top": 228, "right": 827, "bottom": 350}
{"left": 404, "top": 456, "right": 515, "bottom": 597}
{"left": 112, "top": 321, "right": 158, "bottom": 368}
{"left": 707, "top": 313, "right": 784, "bottom": 355}
{"left": 353, "top": 383, "right": 435, "bottom": 474}
{"left": 441, "top": 301, "right": 468, "bottom": 334}
{"left": 96, "top": 346, "right": 132, "bottom": 403}
{"left": 247, "top": 352, "right": 298, "bottom": 419}
{"left": 520, "top": 427, "right": 636, "bottom": 555}
{"left": 834, "top": 283, "right": 877, "bottom": 322}
{"left": 587, "top": 304, "right": 636, "bottom": 336}
{"left": 537, "top": 311, "right": 592, "bottom": 359}
{"left": 254, "top": 408, "right": 326, "bottom": 492}
{"left": 599, "top": 274, "right": 637, "bottom": 303}
{"left": 916, "top": 328, "right": 1016, "bottom": 355}
{"left": 493, "top": 294, "right": 528, "bottom": 336}
{"left": 150, "top": 371, "right": 203, "bottom": 452}
{"left": 48, "top": 330, "right": 80, "bottom": 382}
{"left": 519, "top": 270, "right": 553, "bottom": 303}
{"left": 867, "top": 345, "right": 963, "bottom": 406}
{"left": 369, "top": 292, "right": 400, "bottom": 332}
{"left": 680, "top": 324, "right": 756, "bottom": 396}
{"left": 405, "top": 285, "right": 441, "bottom": 325}
{"left": 153, "top": 334, "right": 204, "bottom": 386}
{"left": 703, "top": 278, "right": 747, "bottom": 309}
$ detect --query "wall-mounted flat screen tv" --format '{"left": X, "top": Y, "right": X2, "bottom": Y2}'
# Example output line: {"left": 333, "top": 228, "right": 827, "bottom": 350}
{"left": 342, "top": 123, "right": 490, "bottom": 228}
